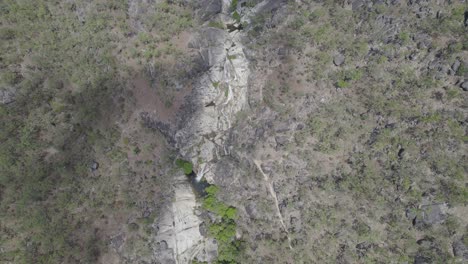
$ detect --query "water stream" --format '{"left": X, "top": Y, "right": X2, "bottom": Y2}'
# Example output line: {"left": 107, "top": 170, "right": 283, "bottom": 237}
{"left": 187, "top": 172, "right": 211, "bottom": 197}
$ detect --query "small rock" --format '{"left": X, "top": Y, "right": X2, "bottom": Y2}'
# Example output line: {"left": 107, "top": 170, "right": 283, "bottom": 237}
{"left": 461, "top": 81, "right": 468, "bottom": 91}
{"left": 408, "top": 52, "right": 418, "bottom": 61}
{"left": 465, "top": 11, "right": 468, "bottom": 27}
{"left": 199, "top": 222, "right": 207, "bottom": 236}
{"left": 275, "top": 123, "right": 290, "bottom": 133}
{"left": 275, "top": 136, "right": 289, "bottom": 146}
{"left": 356, "top": 242, "right": 373, "bottom": 257}
{"left": 452, "top": 60, "right": 461, "bottom": 72}
{"left": 414, "top": 33, "right": 431, "bottom": 50}
{"left": 278, "top": 47, "right": 287, "bottom": 56}
{"left": 397, "top": 148, "right": 405, "bottom": 159}
{"left": 110, "top": 234, "right": 125, "bottom": 250}
{"left": 90, "top": 161, "right": 99, "bottom": 171}
{"left": 333, "top": 54, "right": 345, "bottom": 66}
{"left": 413, "top": 203, "right": 448, "bottom": 227}
{"left": 157, "top": 240, "right": 168, "bottom": 251}
{"left": 413, "top": 255, "right": 432, "bottom": 264}
{"left": 352, "top": 0, "right": 365, "bottom": 11}
{"left": 260, "top": 163, "right": 273, "bottom": 174}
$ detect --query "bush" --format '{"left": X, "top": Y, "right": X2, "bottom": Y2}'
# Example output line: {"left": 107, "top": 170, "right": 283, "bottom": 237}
{"left": 208, "top": 20, "right": 224, "bottom": 29}
{"left": 176, "top": 159, "right": 193, "bottom": 175}
{"left": 230, "top": 0, "right": 238, "bottom": 12}
{"left": 201, "top": 185, "right": 242, "bottom": 263}
{"left": 232, "top": 11, "right": 241, "bottom": 23}
{"left": 336, "top": 80, "right": 349, "bottom": 88}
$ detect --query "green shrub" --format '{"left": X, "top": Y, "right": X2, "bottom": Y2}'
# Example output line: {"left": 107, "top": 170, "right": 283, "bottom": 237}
{"left": 456, "top": 63, "right": 467, "bottom": 76}
{"left": 208, "top": 20, "right": 224, "bottom": 29}
{"left": 202, "top": 185, "right": 242, "bottom": 262}
{"left": 309, "top": 8, "right": 326, "bottom": 21}
{"left": 232, "top": 11, "right": 241, "bottom": 23}
{"left": 398, "top": 32, "right": 410, "bottom": 45}
{"left": 336, "top": 80, "right": 349, "bottom": 88}
{"left": 230, "top": 0, "right": 238, "bottom": 12}
{"left": 176, "top": 159, "right": 193, "bottom": 175}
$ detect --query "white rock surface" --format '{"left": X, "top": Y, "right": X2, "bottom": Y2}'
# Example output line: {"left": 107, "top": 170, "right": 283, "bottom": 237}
{"left": 153, "top": 175, "right": 217, "bottom": 264}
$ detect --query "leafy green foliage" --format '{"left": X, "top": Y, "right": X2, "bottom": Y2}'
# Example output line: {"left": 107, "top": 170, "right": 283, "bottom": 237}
{"left": 201, "top": 185, "right": 241, "bottom": 263}
{"left": 230, "top": 0, "right": 238, "bottom": 12}
{"left": 176, "top": 159, "right": 193, "bottom": 175}
{"left": 208, "top": 20, "right": 225, "bottom": 29}
{"left": 232, "top": 11, "right": 241, "bottom": 23}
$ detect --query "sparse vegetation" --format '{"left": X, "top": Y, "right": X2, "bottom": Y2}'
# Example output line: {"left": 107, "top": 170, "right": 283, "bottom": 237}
{"left": 1, "top": 0, "right": 467, "bottom": 263}
{"left": 0, "top": 0, "right": 194, "bottom": 262}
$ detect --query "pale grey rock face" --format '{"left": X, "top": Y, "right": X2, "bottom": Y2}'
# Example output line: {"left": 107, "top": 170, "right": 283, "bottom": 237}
{"left": 153, "top": 1, "right": 254, "bottom": 262}
{"left": 175, "top": 18, "right": 250, "bottom": 180}
{"left": 153, "top": 175, "right": 217, "bottom": 264}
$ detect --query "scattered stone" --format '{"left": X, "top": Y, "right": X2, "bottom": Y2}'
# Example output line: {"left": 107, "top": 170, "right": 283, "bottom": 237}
{"left": 413, "top": 203, "right": 448, "bottom": 227}
{"left": 90, "top": 161, "right": 99, "bottom": 171}
{"left": 333, "top": 54, "right": 345, "bottom": 66}
{"left": 255, "top": 127, "right": 265, "bottom": 138}
{"left": 278, "top": 47, "right": 287, "bottom": 56}
{"left": 142, "top": 209, "right": 151, "bottom": 218}
{"left": 245, "top": 202, "right": 260, "bottom": 219}
{"left": 275, "top": 123, "right": 290, "bottom": 133}
{"left": 158, "top": 240, "right": 168, "bottom": 251}
{"left": 275, "top": 136, "right": 289, "bottom": 147}
{"left": 408, "top": 52, "right": 418, "bottom": 61}
{"left": 397, "top": 147, "right": 405, "bottom": 159}
{"left": 110, "top": 234, "right": 125, "bottom": 250}
{"left": 198, "top": 0, "right": 222, "bottom": 21}
{"left": 260, "top": 163, "right": 273, "bottom": 174}
{"left": 199, "top": 222, "right": 207, "bottom": 236}
{"left": 414, "top": 33, "right": 431, "bottom": 50}
{"left": 461, "top": 81, "right": 468, "bottom": 91}
{"left": 452, "top": 238, "right": 468, "bottom": 260}
{"left": 465, "top": 11, "right": 468, "bottom": 27}
{"left": 205, "top": 101, "right": 216, "bottom": 107}
{"left": 356, "top": 242, "right": 373, "bottom": 258}
{"left": 227, "top": 23, "right": 243, "bottom": 32}
{"left": 452, "top": 59, "right": 461, "bottom": 72}
{"left": 352, "top": 0, "right": 365, "bottom": 11}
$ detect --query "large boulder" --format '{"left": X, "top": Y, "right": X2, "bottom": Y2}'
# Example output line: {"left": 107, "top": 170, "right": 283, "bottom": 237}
{"left": 188, "top": 27, "right": 227, "bottom": 68}
{"left": 411, "top": 203, "right": 448, "bottom": 228}
{"left": 333, "top": 54, "right": 345, "bottom": 66}
{"left": 461, "top": 80, "right": 468, "bottom": 91}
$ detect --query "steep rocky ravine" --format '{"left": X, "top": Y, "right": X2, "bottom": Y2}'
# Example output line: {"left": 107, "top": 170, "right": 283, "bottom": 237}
{"left": 152, "top": 1, "right": 254, "bottom": 263}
